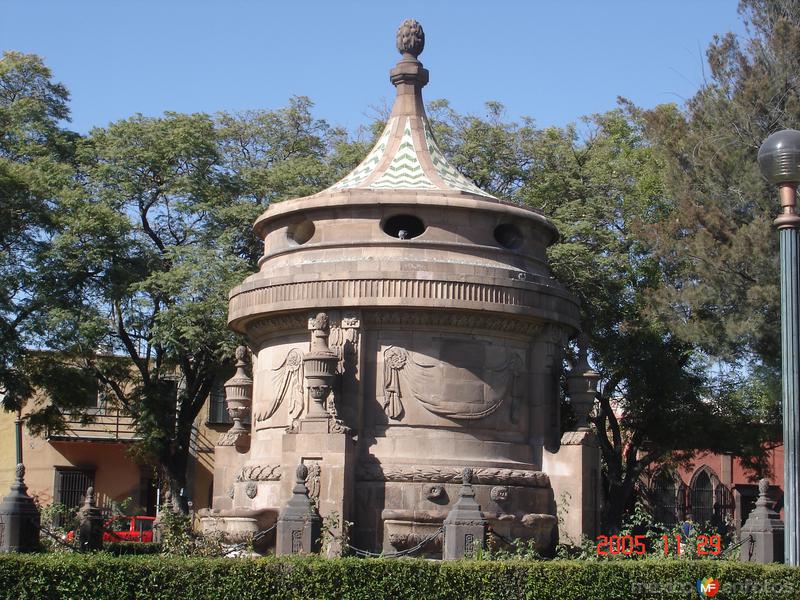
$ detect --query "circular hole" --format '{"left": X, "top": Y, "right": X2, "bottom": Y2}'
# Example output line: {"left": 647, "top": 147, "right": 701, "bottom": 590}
{"left": 286, "top": 220, "right": 315, "bottom": 245}
{"left": 382, "top": 215, "right": 425, "bottom": 240}
{"left": 494, "top": 223, "right": 524, "bottom": 250}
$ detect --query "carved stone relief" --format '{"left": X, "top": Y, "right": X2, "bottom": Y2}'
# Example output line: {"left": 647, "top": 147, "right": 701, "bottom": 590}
{"left": 424, "top": 484, "right": 445, "bottom": 501}
{"left": 389, "top": 531, "right": 443, "bottom": 551}
{"left": 237, "top": 464, "right": 282, "bottom": 482}
{"left": 245, "top": 481, "right": 258, "bottom": 499}
{"left": 380, "top": 341, "right": 525, "bottom": 421}
{"left": 255, "top": 348, "right": 305, "bottom": 423}
{"left": 490, "top": 486, "right": 510, "bottom": 503}
{"left": 324, "top": 313, "right": 360, "bottom": 424}
{"left": 356, "top": 462, "right": 550, "bottom": 488}
{"left": 304, "top": 462, "right": 321, "bottom": 504}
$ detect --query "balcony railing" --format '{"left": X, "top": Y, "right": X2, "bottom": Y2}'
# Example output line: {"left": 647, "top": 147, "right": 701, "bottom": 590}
{"left": 47, "top": 409, "right": 140, "bottom": 442}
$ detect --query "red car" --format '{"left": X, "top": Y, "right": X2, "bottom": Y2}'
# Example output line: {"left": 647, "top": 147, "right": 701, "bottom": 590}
{"left": 67, "top": 515, "right": 156, "bottom": 543}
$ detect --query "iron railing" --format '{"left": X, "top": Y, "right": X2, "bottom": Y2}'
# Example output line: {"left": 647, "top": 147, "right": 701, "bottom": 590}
{"left": 47, "top": 409, "right": 139, "bottom": 442}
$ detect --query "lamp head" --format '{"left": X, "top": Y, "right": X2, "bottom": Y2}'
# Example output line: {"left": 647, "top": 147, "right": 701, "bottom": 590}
{"left": 758, "top": 129, "right": 800, "bottom": 185}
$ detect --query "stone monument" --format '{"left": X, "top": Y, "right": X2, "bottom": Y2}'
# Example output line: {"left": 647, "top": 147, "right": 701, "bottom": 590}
{"left": 206, "top": 18, "right": 595, "bottom": 555}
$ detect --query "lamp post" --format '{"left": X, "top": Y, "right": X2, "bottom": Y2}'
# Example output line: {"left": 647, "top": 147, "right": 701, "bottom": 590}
{"left": 758, "top": 129, "right": 800, "bottom": 565}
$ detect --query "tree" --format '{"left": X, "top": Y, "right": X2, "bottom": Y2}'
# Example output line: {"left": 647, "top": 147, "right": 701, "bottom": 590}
{"left": 0, "top": 51, "right": 81, "bottom": 416}
{"left": 31, "top": 100, "right": 364, "bottom": 510}
{"left": 635, "top": 0, "right": 800, "bottom": 408}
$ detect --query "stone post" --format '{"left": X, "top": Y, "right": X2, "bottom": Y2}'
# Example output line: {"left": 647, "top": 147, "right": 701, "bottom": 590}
{"left": 77, "top": 486, "right": 104, "bottom": 551}
{"left": 740, "top": 478, "right": 785, "bottom": 564}
{"left": 276, "top": 464, "right": 322, "bottom": 555}
{"left": 0, "top": 464, "right": 40, "bottom": 553}
{"left": 544, "top": 338, "right": 602, "bottom": 544}
{"left": 443, "top": 468, "right": 487, "bottom": 560}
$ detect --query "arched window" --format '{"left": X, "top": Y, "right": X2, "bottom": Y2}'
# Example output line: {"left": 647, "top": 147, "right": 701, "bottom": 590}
{"left": 650, "top": 471, "right": 680, "bottom": 526}
{"left": 689, "top": 470, "right": 714, "bottom": 524}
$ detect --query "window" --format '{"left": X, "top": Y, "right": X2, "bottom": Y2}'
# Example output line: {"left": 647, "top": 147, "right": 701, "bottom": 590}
{"left": 207, "top": 380, "right": 232, "bottom": 425}
{"left": 53, "top": 467, "right": 94, "bottom": 527}
{"left": 650, "top": 471, "right": 680, "bottom": 526}
{"left": 689, "top": 470, "right": 714, "bottom": 525}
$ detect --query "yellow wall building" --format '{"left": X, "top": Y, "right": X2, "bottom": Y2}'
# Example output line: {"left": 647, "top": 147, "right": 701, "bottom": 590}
{"left": 0, "top": 383, "right": 231, "bottom": 518}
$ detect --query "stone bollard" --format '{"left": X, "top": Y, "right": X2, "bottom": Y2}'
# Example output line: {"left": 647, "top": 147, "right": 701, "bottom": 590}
{"left": 0, "top": 464, "right": 40, "bottom": 553}
{"left": 276, "top": 464, "right": 322, "bottom": 555}
{"left": 77, "top": 487, "right": 104, "bottom": 551}
{"left": 443, "top": 467, "right": 487, "bottom": 560}
{"left": 740, "top": 478, "right": 784, "bottom": 563}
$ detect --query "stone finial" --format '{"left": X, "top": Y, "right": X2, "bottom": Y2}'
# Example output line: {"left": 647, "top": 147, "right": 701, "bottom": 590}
{"left": 85, "top": 487, "right": 95, "bottom": 504}
{"left": 566, "top": 334, "right": 600, "bottom": 430}
{"left": 758, "top": 477, "right": 769, "bottom": 496}
{"left": 396, "top": 19, "right": 425, "bottom": 58}
{"left": 311, "top": 313, "right": 330, "bottom": 332}
{"left": 235, "top": 345, "right": 247, "bottom": 363}
{"left": 462, "top": 467, "right": 474, "bottom": 485}
{"left": 296, "top": 463, "right": 309, "bottom": 483}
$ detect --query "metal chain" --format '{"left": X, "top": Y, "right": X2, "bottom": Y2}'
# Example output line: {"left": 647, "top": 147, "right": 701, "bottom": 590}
{"left": 345, "top": 526, "right": 444, "bottom": 558}
{"left": 221, "top": 523, "right": 278, "bottom": 556}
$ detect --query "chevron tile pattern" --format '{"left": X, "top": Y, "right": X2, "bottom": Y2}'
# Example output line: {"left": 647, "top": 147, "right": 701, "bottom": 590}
{"left": 369, "top": 118, "right": 437, "bottom": 190}
{"left": 330, "top": 120, "right": 394, "bottom": 190}
{"left": 423, "top": 121, "right": 496, "bottom": 198}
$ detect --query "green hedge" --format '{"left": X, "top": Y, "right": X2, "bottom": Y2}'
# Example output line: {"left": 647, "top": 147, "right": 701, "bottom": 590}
{"left": 0, "top": 555, "right": 798, "bottom": 600}
{"left": 102, "top": 542, "right": 163, "bottom": 556}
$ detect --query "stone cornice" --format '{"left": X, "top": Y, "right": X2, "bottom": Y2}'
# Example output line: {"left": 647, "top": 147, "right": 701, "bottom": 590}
{"left": 229, "top": 276, "right": 580, "bottom": 334}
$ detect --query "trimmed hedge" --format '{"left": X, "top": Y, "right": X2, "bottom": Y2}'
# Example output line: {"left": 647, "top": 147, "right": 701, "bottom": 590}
{"left": 0, "top": 555, "right": 798, "bottom": 600}
{"left": 102, "top": 542, "right": 163, "bottom": 556}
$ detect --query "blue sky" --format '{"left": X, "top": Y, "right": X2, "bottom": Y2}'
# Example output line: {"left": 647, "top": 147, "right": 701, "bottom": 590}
{"left": 2, "top": 1, "right": 747, "bottom": 134}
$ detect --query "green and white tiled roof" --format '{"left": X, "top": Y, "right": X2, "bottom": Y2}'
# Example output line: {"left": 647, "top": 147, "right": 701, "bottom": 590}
{"left": 327, "top": 116, "right": 496, "bottom": 199}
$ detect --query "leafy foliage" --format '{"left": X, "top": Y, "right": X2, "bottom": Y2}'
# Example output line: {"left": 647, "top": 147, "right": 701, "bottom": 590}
{"left": 0, "top": 554, "right": 797, "bottom": 600}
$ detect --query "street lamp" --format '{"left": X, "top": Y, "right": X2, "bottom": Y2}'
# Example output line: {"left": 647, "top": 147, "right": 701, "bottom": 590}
{"left": 758, "top": 129, "right": 800, "bottom": 565}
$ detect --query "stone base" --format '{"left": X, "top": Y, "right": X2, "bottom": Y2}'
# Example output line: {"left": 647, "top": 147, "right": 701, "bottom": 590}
{"left": 542, "top": 430, "right": 601, "bottom": 545}
{"left": 281, "top": 419, "right": 357, "bottom": 556}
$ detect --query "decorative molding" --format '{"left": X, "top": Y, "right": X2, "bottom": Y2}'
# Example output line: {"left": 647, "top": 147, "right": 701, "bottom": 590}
{"left": 217, "top": 431, "right": 249, "bottom": 447}
{"left": 230, "top": 278, "right": 566, "bottom": 323}
{"left": 237, "top": 464, "right": 282, "bottom": 482}
{"left": 365, "top": 310, "right": 545, "bottom": 337}
{"left": 247, "top": 313, "right": 308, "bottom": 337}
{"left": 356, "top": 463, "right": 550, "bottom": 488}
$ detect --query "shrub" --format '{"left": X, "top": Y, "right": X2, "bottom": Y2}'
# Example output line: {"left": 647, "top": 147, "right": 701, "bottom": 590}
{"left": 0, "top": 554, "right": 797, "bottom": 600}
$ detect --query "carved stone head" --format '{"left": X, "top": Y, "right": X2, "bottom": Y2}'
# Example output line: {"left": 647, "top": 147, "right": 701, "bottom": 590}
{"left": 490, "top": 486, "right": 509, "bottom": 503}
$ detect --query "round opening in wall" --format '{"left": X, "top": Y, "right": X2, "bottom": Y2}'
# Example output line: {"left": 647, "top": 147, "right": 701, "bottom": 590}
{"left": 494, "top": 223, "right": 524, "bottom": 250}
{"left": 382, "top": 215, "right": 425, "bottom": 240}
{"left": 286, "top": 220, "right": 315, "bottom": 245}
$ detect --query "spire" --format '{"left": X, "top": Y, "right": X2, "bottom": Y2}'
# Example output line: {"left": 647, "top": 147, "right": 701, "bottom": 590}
{"left": 325, "top": 20, "right": 496, "bottom": 199}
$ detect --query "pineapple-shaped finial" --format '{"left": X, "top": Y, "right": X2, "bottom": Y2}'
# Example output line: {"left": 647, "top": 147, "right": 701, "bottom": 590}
{"left": 396, "top": 19, "right": 425, "bottom": 59}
